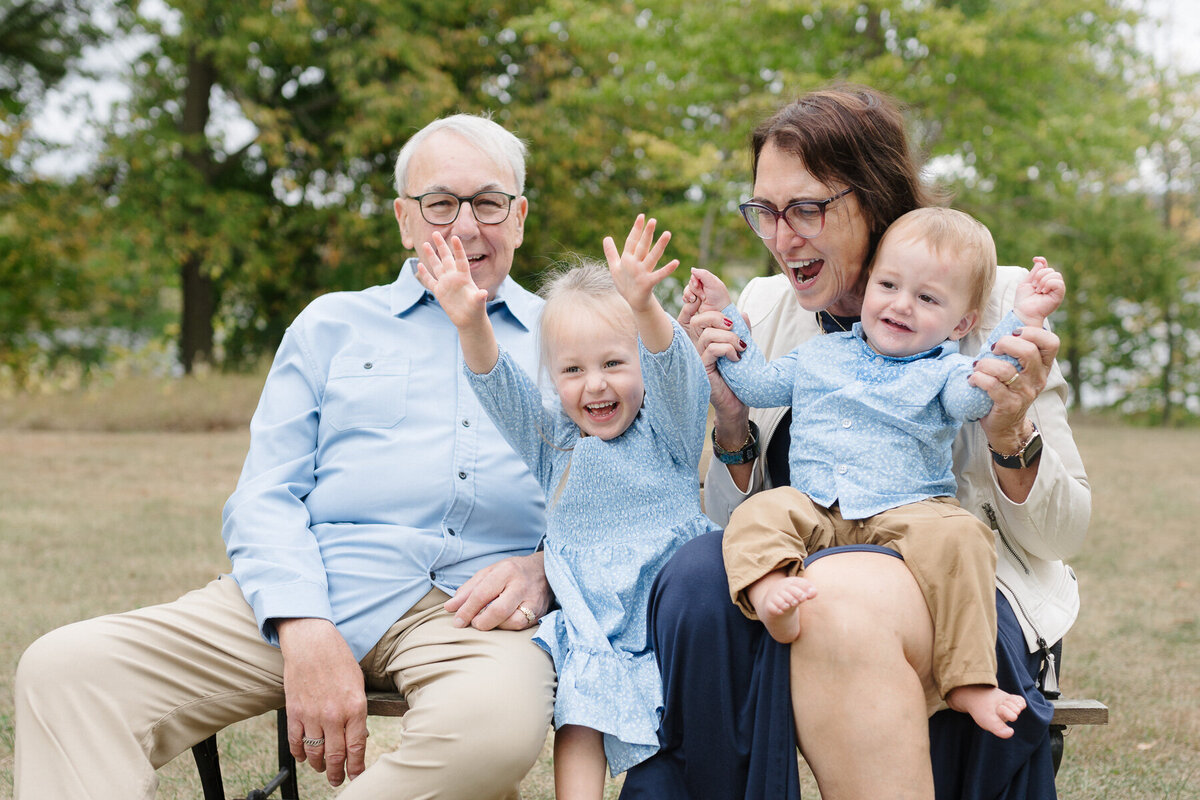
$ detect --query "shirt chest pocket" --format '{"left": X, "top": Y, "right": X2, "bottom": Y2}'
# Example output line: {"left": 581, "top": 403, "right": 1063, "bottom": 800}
{"left": 323, "top": 356, "right": 410, "bottom": 430}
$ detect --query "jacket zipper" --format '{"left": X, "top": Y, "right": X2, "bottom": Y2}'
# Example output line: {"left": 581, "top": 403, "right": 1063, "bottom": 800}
{"left": 984, "top": 502, "right": 1058, "bottom": 694}
{"left": 997, "top": 574, "right": 1059, "bottom": 696}
{"left": 983, "top": 502, "right": 1029, "bottom": 575}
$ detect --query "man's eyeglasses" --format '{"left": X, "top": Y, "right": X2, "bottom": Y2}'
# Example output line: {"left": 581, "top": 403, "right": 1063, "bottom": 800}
{"left": 406, "top": 190, "right": 518, "bottom": 226}
{"left": 738, "top": 187, "right": 853, "bottom": 239}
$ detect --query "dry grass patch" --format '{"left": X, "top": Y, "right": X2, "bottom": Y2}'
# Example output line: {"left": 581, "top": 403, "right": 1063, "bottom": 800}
{"left": 0, "top": 369, "right": 265, "bottom": 432}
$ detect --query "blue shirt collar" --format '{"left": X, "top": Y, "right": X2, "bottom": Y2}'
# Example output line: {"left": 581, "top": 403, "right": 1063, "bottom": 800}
{"left": 391, "top": 257, "right": 541, "bottom": 332}
{"left": 850, "top": 321, "right": 959, "bottom": 362}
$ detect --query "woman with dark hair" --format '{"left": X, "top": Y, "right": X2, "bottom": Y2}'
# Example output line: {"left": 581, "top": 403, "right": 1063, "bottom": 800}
{"left": 619, "top": 85, "right": 1090, "bottom": 800}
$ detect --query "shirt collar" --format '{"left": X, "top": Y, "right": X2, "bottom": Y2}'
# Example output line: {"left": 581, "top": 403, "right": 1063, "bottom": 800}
{"left": 391, "top": 257, "right": 541, "bottom": 332}
{"left": 851, "top": 321, "right": 958, "bottom": 362}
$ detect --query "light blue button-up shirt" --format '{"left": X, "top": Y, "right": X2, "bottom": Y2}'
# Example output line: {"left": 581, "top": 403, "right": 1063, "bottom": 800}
{"left": 719, "top": 307, "right": 1021, "bottom": 519}
{"left": 221, "top": 258, "right": 546, "bottom": 660}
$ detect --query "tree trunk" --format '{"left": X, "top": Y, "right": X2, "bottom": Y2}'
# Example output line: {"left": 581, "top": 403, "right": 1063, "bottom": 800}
{"left": 178, "top": 43, "right": 217, "bottom": 374}
{"left": 180, "top": 251, "right": 215, "bottom": 373}
{"left": 1160, "top": 300, "right": 1175, "bottom": 426}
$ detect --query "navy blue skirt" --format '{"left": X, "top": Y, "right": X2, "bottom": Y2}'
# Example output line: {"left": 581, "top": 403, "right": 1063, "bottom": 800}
{"left": 620, "top": 531, "right": 1056, "bottom": 800}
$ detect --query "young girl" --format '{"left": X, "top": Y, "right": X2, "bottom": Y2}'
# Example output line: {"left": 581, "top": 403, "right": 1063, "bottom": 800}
{"left": 416, "top": 216, "right": 716, "bottom": 798}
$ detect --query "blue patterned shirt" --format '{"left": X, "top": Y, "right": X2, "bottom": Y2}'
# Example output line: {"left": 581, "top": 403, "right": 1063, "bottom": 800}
{"left": 719, "top": 307, "right": 1022, "bottom": 519}
{"left": 222, "top": 258, "right": 546, "bottom": 660}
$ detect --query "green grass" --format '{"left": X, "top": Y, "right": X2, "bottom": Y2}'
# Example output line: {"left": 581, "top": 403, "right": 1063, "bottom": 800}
{"left": 0, "top": 376, "right": 1197, "bottom": 798}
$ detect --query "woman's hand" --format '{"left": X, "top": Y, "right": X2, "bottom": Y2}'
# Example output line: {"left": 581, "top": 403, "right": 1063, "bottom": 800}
{"left": 679, "top": 272, "right": 751, "bottom": 457}
{"left": 970, "top": 325, "right": 1060, "bottom": 501}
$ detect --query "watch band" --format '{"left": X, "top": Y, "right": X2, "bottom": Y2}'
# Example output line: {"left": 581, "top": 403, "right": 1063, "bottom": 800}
{"left": 713, "top": 420, "right": 761, "bottom": 465}
{"left": 988, "top": 422, "right": 1043, "bottom": 469}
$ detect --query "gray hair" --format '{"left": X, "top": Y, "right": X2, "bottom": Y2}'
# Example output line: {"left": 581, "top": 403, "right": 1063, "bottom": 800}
{"left": 393, "top": 113, "right": 528, "bottom": 196}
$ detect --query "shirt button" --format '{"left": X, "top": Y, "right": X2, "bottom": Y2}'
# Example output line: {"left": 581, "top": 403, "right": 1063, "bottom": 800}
{"left": 842, "top": 419, "right": 852, "bottom": 428}
{"left": 363, "top": 361, "right": 373, "bottom": 369}
{"left": 458, "top": 471, "right": 467, "bottom": 480}
{"left": 429, "top": 571, "right": 436, "bottom": 580}
{"left": 447, "top": 528, "right": 456, "bottom": 536}
{"left": 462, "top": 419, "right": 470, "bottom": 427}
{"left": 837, "top": 464, "right": 848, "bottom": 474}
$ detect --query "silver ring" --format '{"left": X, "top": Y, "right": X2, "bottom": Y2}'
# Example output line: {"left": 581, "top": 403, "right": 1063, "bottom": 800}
{"left": 1003, "top": 372, "right": 1020, "bottom": 387}
{"left": 517, "top": 604, "right": 537, "bottom": 624}
{"left": 302, "top": 736, "right": 325, "bottom": 748}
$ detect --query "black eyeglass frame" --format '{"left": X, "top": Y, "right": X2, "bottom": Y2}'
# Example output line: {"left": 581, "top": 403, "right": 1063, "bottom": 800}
{"left": 405, "top": 189, "right": 519, "bottom": 226}
{"left": 738, "top": 187, "right": 854, "bottom": 239}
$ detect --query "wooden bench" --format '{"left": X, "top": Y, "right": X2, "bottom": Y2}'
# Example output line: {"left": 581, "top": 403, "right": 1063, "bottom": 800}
{"left": 1048, "top": 697, "right": 1109, "bottom": 774}
{"left": 192, "top": 691, "right": 1106, "bottom": 799}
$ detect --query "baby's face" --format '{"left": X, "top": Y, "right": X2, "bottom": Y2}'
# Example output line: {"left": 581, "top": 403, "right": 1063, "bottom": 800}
{"left": 860, "top": 235, "right": 979, "bottom": 358}
{"left": 548, "top": 308, "right": 644, "bottom": 440}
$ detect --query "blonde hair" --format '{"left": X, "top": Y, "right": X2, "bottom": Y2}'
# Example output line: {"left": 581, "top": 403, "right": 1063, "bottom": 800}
{"left": 872, "top": 207, "right": 997, "bottom": 317}
{"left": 537, "top": 257, "right": 636, "bottom": 374}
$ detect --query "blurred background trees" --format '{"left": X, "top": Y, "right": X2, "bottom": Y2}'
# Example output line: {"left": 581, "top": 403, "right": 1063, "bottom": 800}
{"left": 2, "top": 0, "right": 1197, "bottom": 422}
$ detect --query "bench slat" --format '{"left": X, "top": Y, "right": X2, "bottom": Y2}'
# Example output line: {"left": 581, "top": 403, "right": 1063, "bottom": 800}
{"left": 366, "top": 691, "right": 409, "bottom": 717}
{"left": 1050, "top": 698, "right": 1108, "bottom": 726}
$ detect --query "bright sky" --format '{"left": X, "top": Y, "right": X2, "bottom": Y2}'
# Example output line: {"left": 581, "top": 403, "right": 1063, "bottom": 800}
{"left": 18, "top": 0, "right": 1200, "bottom": 178}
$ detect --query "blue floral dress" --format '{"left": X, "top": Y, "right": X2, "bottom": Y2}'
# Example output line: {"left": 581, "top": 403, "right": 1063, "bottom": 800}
{"left": 465, "top": 319, "right": 716, "bottom": 775}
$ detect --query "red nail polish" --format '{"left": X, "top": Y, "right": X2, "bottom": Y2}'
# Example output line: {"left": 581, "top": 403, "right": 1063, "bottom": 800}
{"left": 739, "top": 339, "right": 747, "bottom": 348}
{"left": 724, "top": 318, "right": 733, "bottom": 327}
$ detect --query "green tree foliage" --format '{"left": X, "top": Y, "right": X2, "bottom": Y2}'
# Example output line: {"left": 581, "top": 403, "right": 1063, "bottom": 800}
{"left": 3, "top": 0, "right": 1198, "bottom": 421}
{"left": 0, "top": 0, "right": 109, "bottom": 116}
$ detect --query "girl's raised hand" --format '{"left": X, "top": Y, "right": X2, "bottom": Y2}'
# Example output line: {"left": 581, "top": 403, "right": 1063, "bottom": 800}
{"left": 603, "top": 214, "right": 680, "bottom": 313}
{"left": 415, "top": 232, "right": 489, "bottom": 329}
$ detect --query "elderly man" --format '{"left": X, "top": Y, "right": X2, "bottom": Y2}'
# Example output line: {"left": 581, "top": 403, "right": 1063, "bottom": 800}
{"left": 15, "top": 114, "right": 556, "bottom": 799}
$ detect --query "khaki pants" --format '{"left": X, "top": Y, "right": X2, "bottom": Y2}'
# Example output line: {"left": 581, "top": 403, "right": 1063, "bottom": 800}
{"left": 723, "top": 487, "right": 999, "bottom": 701}
{"left": 14, "top": 575, "right": 555, "bottom": 800}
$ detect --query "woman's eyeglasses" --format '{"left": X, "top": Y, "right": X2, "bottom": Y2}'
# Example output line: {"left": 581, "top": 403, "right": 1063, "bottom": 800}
{"left": 738, "top": 187, "right": 853, "bottom": 239}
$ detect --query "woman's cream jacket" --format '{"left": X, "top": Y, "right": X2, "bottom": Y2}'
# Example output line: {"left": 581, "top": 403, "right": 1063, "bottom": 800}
{"left": 704, "top": 269, "right": 1091, "bottom": 652}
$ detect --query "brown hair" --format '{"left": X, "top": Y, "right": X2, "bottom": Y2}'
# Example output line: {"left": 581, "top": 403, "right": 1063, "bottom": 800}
{"left": 750, "top": 84, "right": 939, "bottom": 264}
{"left": 874, "top": 207, "right": 998, "bottom": 321}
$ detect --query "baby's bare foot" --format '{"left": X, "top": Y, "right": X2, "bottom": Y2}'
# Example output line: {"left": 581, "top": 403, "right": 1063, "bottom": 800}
{"left": 946, "top": 685, "right": 1027, "bottom": 738}
{"left": 753, "top": 576, "right": 817, "bottom": 644}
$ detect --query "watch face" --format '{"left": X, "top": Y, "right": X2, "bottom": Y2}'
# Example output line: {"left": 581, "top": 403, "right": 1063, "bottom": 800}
{"left": 1021, "top": 431, "right": 1043, "bottom": 466}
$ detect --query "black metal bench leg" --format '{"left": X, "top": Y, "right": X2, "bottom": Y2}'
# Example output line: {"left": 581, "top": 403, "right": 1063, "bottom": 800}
{"left": 276, "top": 707, "right": 300, "bottom": 799}
{"left": 1050, "top": 724, "right": 1065, "bottom": 776}
{"left": 192, "top": 734, "right": 226, "bottom": 800}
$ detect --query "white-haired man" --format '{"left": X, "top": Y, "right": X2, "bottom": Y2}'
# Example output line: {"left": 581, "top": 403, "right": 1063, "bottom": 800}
{"left": 16, "top": 114, "right": 556, "bottom": 799}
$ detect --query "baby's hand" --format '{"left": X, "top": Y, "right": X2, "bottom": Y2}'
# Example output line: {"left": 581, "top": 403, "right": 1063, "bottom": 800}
{"left": 603, "top": 214, "right": 680, "bottom": 313}
{"left": 1012, "top": 257, "right": 1065, "bottom": 328}
{"left": 686, "top": 268, "right": 733, "bottom": 313}
{"left": 415, "top": 232, "right": 489, "bottom": 329}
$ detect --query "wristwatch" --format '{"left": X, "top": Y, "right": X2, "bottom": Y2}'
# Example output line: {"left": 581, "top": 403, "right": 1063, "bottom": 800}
{"left": 712, "top": 420, "right": 761, "bottom": 465}
{"left": 988, "top": 422, "right": 1043, "bottom": 469}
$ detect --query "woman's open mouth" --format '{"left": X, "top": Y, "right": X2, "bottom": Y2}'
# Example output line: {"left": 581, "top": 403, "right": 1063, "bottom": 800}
{"left": 786, "top": 258, "right": 823, "bottom": 289}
